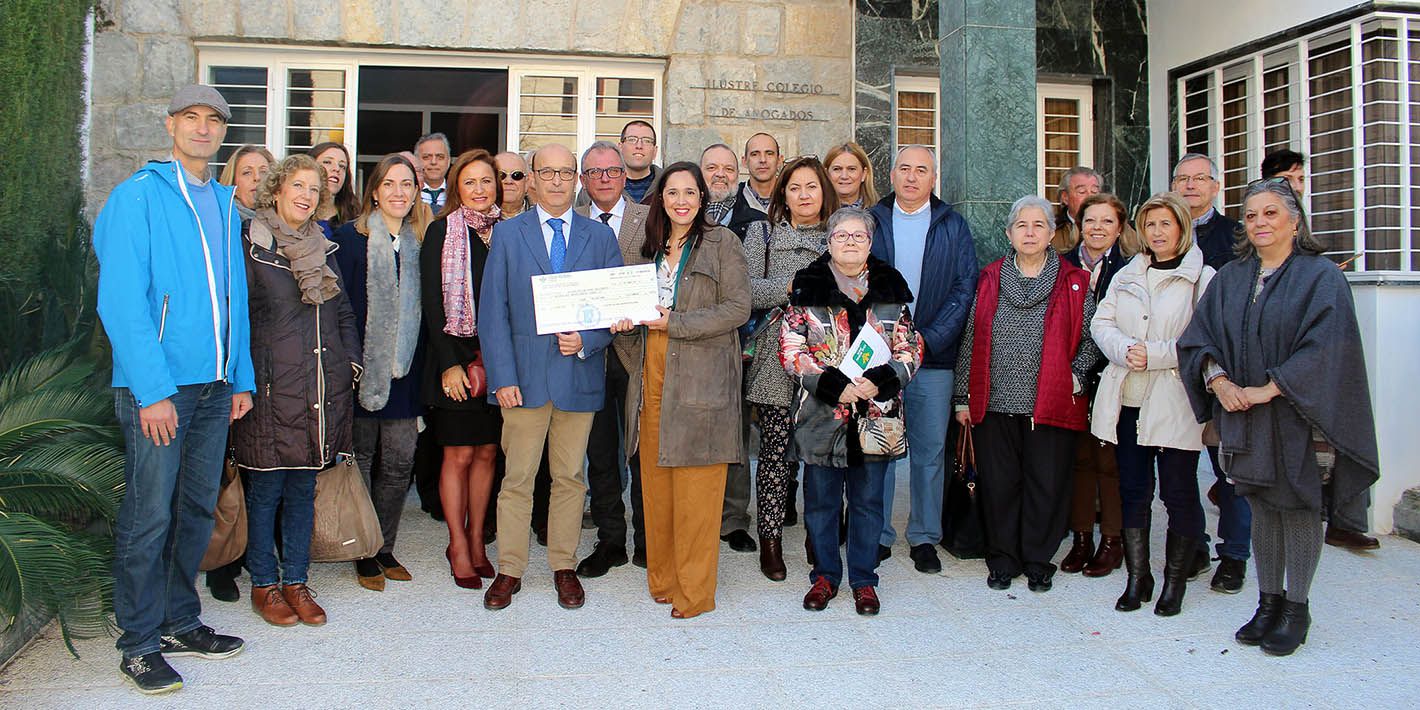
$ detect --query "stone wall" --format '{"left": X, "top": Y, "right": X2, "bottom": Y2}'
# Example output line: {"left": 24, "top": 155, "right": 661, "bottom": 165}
{"left": 88, "top": 0, "right": 854, "bottom": 214}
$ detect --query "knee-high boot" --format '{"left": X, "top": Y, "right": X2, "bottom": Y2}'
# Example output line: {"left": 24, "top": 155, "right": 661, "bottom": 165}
{"left": 1154, "top": 531, "right": 1198, "bottom": 617}
{"left": 1114, "top": 527, "right": 1154, "bottom": 612}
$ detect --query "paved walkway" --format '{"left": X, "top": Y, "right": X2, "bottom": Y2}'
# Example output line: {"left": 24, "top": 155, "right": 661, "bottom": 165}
{"left": 3, "top": 475, "right": 1419, "bottom": 708}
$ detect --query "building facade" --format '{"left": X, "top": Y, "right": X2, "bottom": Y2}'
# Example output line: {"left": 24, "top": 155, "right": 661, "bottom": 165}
{"left": 87, "top": 0, "right": 1418, "bottom": 530}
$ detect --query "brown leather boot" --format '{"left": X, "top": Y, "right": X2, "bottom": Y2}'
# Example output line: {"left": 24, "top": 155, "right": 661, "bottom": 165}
{"left": 1083, "top": 535, "right": 1124, "bottom": 577}
{"left": 1059, "top": 531, "right": 1094, "bottom": 574}
{"left": 251, "top": 584, "right": 298, "bottom": 627}
{"left": 280, "top": 583, "right": 327, "bottom": 626}
{"left": 759, "top": 536, "right": 787, "bottom": 581}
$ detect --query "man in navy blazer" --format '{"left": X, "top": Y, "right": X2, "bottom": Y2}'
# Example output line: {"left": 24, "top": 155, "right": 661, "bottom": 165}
{"left": 478, "top": 143, "right": 624, "bottom": 610}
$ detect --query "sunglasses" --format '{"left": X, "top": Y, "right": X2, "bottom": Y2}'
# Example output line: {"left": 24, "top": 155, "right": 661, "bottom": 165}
{"left": 498, "top": 170, "right": 527, "bottom": 182}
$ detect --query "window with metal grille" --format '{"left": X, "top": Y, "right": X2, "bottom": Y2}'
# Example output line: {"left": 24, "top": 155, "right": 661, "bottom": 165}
{"left": 1174, "top": 11, "right": 1417, "bottom": 272}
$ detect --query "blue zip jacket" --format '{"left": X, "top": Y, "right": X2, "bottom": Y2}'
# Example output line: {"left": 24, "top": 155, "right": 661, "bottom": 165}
{"left": 869, "top": 193, "right": 978, "bottom": 369}
{"left": 94, "top": 159, "right": 255, "bottom": 407}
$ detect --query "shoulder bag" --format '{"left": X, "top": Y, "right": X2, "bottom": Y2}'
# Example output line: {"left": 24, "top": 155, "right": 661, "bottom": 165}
{"left": 200, "top": 453, "right": 247, "bottom": 571}
{"left": 310, "top": 457, "right": 386, "bottom": 562}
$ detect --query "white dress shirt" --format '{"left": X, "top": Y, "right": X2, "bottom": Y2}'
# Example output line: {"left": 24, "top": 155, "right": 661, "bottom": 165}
{"left": 535, "top": 204, "right": 575, "bottom": 256}
{"left": 590, "top": 196, "right": 626, "bottom": 235}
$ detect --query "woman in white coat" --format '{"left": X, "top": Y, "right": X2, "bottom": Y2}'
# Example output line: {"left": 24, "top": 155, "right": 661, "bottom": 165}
{"left": 1091, "top": 192, "right": 1215, "bottom": 618}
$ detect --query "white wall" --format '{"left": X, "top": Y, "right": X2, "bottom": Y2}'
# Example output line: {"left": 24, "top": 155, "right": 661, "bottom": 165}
{"left": 1349, "top": 280, "right": 1420, "bottom": 533}
{"left": 1145, "top": 0, "right": 1366, "bottom": 190}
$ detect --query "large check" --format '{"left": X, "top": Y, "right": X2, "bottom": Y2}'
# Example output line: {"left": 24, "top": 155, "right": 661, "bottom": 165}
{"left": 531, "top": 263, "right": 660, "bottom": 335}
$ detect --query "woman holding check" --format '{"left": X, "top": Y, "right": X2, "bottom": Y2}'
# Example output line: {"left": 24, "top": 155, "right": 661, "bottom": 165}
{"left": 609, "top": 161, "right": 750, "bottom": 619}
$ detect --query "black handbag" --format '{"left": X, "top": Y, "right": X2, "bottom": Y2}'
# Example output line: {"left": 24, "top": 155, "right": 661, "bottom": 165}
{"left": 940, "top": 420, "right": 987, "bottom": 560}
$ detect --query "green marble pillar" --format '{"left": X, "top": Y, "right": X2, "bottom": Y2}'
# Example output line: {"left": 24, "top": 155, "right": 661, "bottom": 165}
{"left": 940, "top": 0, "right": 1037, "bottom": 264}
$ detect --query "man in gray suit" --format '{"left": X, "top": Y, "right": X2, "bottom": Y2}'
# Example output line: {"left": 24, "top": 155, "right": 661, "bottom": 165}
{"left": 574, "top": 141, "right": 650, "bottom": 575}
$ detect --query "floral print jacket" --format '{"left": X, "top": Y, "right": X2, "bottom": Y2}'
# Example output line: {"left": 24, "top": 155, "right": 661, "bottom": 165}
{"left": 780, "top": 254, "right": 922, "bottom": 468}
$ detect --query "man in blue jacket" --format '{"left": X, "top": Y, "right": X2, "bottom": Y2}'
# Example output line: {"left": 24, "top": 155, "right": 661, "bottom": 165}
{"left": 478, "top": 143, "right": 624, "bottom": 611}
{"left": 92, "top": 85, "right": 255, "bottom": 694}
{"left": 869, "top": 145, "right": 978, "bottom": 574}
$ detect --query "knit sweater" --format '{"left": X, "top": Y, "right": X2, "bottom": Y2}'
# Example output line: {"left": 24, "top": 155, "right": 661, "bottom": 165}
{"left": 953, "top": 251, "right": 1101, "bottom": 414}
{"left": 744, "top": 220, "right": 829, "bottom": 406}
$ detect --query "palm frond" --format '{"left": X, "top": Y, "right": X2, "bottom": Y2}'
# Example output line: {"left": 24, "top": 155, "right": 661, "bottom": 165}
{"left": 0, "top": 441, "right": 125, "bottom": 521}
{"left": 0, "top": 346, "right": 92, "bottom": 408}
{"left": 0, "top": 511, "right": 116, "bottom": 657}
{"left": 0, "top": 386, "right": 115, "bottom": 451}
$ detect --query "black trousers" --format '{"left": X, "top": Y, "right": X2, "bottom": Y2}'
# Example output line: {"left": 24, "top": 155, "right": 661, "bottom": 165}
{"left": 585, "top": 353, "right": 644, "bottom": 550}
{"left": 975, "top": 413, "right": 1077, "bottom": 578}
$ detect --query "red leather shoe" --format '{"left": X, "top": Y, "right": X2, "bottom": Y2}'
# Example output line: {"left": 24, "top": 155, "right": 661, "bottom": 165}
{"left": 802, "top": 577, "right": 837, "bottom": 611}
{"left": 446, "top": 546, "right": 482, "bottom": 589}
{"left": 553, "top": 569, "right": 585, "bottom": 609}
{"left": 853, "top": 586, "right": 880, "bottom": 616}
{"left": 1083, "top": 535, "right": 1124, "bottom": 577}
{"left": 1059, "top": 531, "right": 1093, "bottom": 574}
{"left": 483, "top": 574, "right": 521, "bottom": 610}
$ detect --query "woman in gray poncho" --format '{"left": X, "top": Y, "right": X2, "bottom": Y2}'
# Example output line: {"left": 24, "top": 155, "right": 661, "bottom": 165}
{"left": 1178, "top": 179, "right": 1379, "bottom": 657}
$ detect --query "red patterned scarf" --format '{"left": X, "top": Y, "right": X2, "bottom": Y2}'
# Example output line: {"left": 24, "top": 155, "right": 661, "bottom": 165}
{"left": 441, "top": 204, "right": 501, "bottom": 336}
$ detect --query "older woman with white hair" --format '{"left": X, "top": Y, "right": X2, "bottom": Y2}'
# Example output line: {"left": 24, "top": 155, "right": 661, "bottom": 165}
{"left": 781, "top": 206, "right": 922, "bottom": 615}
{"left": 953, "top": 195, "right": 1101, "bottom": 593}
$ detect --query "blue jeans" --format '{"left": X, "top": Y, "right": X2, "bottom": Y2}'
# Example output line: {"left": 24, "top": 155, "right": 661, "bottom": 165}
{"left": 881, "top": 368, "right": 953, "bottom": 547}
{"left": 244, "top": 468, "right": 318, "bottom": 586}
{"left": 112, "top": 382, "right": 231, "bottom": 657}
{"left": 805, "top": 461, "right": 888, "bottom": 590}
{"left": 1206, "top": 446, "right": 1253, "bottom": 560}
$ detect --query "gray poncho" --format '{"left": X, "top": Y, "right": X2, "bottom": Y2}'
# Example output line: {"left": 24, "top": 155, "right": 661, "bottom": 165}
{"left": 1177, "top": 253, "right": 1379, "bottom": 531}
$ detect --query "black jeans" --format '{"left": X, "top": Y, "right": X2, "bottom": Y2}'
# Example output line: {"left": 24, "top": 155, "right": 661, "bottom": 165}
{"left": 1116, "top": 407, "right": 1204, "bottom": 538}
{"left": 585, "top": 353, "right": 641, "bottom": 549}
{"left": 975, "top": 413, "right": 1076, "bottom": 578}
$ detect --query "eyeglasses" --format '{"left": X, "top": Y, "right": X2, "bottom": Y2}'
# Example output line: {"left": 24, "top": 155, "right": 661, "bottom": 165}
{"left": 1171, "top": 173, "right": 1215, "bottom": 185}
{"left": 582, "top": 167, "right": 626, "bottom": 179}
{"left": 829, "top": 231, "right": 871, "bottom": 244}
{"left": 535, "top": 167, "right": 578, "bottom": 181}
{"left": 498, "top": 170, "right": 527, "bottom": 182}
{"left": 621, "top": 136, "right": 656, "bottom": 147}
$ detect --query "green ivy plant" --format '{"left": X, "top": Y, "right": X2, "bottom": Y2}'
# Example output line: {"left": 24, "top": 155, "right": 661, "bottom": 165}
{"left": 0, "top": 345, "right": 123, "bottom": 656}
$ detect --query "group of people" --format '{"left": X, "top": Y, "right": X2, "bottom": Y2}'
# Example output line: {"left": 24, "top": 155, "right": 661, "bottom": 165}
{"left": 93, "top": 84, "right": 1379, "bottom": 695}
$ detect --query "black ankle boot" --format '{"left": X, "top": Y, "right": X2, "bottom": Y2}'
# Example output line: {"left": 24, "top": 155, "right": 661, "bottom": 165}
{"left": 1154, "top": 532, "right": 1199, "bottom": 617}
{"left": 1236, "top": 591, "right": 1285, "bottom": 645}
{"left": 1262, "top": 599, "right": 1310, "bottom": 656}
{"left": 1115, "top": 528, "right": 1154, "bottom": 612}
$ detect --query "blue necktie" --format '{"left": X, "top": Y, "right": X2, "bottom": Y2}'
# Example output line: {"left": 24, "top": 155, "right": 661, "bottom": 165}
{"left": 548, "top": 217, "right": 567, "bottom": 273}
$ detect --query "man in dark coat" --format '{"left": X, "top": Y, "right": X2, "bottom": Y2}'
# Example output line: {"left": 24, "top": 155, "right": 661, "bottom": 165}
{"left": 868, "top": 145, "right": 978, "bottom": 574}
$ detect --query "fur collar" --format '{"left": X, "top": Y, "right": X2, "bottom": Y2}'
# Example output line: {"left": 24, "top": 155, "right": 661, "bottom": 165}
{"left": 789, "top": 253, "right": 914, "bottom": 307}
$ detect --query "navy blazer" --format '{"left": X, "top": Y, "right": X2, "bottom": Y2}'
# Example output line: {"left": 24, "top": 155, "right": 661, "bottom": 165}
{"left": 869, "top": 193, "right": 978, "bottom": 369}
{"left": 478, "top": 208, "right": 623, "bottom": 412}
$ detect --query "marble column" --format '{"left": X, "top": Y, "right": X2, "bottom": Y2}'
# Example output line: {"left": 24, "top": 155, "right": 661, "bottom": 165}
{"left": 939, "top": 0, "right": 1037, "bottom": 263}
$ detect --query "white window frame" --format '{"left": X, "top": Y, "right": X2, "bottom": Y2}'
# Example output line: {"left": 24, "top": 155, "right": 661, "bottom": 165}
{"left": 1173, "top": 10, "right": 1419, "bottom": 273}
{"left": 892, "top": 74, "right": 940, "bottom": 158}
{"left": 196, "top": 43, "right": 662, "bottom": 163}
{"left": 1036, "top": 82, "right": 1096, "bottom": 197}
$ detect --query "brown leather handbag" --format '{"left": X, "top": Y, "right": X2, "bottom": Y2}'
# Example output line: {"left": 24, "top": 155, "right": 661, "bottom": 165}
{"left": 199, "top": 455, "right": 247, "bottom": 571}
{"left": 310, "top": 457, "right": 385, "bottom": 562}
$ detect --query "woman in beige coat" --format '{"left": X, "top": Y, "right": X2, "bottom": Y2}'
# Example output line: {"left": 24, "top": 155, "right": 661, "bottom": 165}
{"left": 610, "top": 162, "right": 751, "bottom": 619}
{"left": 1091, "top": 192, "right": 1215, "bottom": 618}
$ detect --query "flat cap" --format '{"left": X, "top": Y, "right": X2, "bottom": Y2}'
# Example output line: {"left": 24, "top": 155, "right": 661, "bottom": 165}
{"left": 168, "top": 84, "right": 231, "bottom": 120}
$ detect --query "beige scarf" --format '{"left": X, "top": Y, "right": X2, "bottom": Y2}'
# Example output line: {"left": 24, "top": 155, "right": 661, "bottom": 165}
{"left": 254, "top": 208, "right": 340, "bottom": 305}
